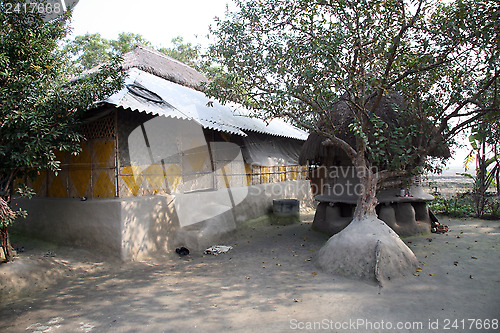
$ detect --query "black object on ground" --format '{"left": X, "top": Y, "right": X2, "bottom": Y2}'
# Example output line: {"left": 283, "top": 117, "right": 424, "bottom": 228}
{"left": 175, "top": 247, "right": 190, "bottom": 256}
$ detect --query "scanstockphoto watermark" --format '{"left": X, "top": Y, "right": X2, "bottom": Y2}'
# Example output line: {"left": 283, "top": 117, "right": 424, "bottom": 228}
{"left": 289, "top": 318, "right": 499, "bottom": 331}
{"left": 309, "top": 165, "right": 380, "bottom": 180}
{"left": 290, "top": 318, "right": 425, "bottom": 331}
{"left": 307, "top": 165, "right": 378, "bottom": 196}
{"left": 2, "top": 0, "right": 79, "bottom": 22}
{"left": 126, "top": 115, "right": 371, "bottom": 227}
{"left": 309, "top": 179, "right": 366, "bottom": 197}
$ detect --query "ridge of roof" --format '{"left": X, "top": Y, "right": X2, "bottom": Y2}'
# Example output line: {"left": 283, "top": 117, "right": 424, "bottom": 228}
{"left": 120, "top": 44, "right": 209, "bottom": 90}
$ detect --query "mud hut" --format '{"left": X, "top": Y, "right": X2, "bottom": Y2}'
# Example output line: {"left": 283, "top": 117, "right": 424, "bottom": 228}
{"left": 299, "top": 92, "right": 450, "bottom": 236}
{"left": 12, "top": 45, "right": 310, "bottom": 260}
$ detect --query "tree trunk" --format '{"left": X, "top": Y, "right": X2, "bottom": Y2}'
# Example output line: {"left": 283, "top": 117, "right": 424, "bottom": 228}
{"left": 0, "top": 227, "right": 13, "bottom": 262}
{"left": 316, "top": 166, "right": 418, "bottom": 284}
{"left": 353, "top": 167, "right": 379, "bottom": 219}
{"left": 479, "top": 135, "right": 487, "bottom": 216}
{"left": 495, "top": 142, "right": 499, "bottom": 196}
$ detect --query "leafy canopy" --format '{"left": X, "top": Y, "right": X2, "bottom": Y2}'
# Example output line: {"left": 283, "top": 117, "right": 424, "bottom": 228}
{"left": 65, "top": 33, "right": 201, "bottom": 70}
{"left": 63, "top": 32, "right": 150, "bottom": 70}
{"left": 158, "top": 36, "right": 201, "bottom": 68}
{"left": 205, "top": 0, "right": 499, "bottom": 177}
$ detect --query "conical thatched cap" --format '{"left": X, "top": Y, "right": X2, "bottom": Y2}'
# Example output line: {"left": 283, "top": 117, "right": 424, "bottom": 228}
{"left": 121, "top": 44, "right": 209, "bottom": 90}
{"left": 299, "top": 91, "right": 451, "bottom": 165}
{"left": 299, "top": 132, "right": 328, "bottom": 165}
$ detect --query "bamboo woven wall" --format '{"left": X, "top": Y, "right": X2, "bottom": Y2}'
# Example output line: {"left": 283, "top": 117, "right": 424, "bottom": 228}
{"left": 28, "top": 110, "right": 307, "bottom": 199}
{"left": 116, "top": 159, "right": 307, "bottom": 197}
{"left": 28, "top": 113, "right": 117, "bottom": 199}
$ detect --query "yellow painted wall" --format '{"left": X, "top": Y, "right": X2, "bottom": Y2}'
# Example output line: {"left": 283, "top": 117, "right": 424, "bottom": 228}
{"left": 28, "top": 139, "right": 117, "bottom": 199}
{"left": 118, "top": 163, "right": 182, "bottom": 197}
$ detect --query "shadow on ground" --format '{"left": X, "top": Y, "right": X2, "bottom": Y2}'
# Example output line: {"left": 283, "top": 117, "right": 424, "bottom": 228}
{"left": 0, "top": 214, "right": 499, "bottom": 332}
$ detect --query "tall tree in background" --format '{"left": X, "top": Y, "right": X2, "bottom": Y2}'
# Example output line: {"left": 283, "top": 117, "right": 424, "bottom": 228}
{"left": 461, "top": 2, "right": 500, "bottom": 214}
{"left": 110, "top": 32, "right": 151, "bottom": 55}
{"left": 65, "top": 33, "right": 201, "bottom": 70}
{"left": 158, "top": 36, "right": 201, "bottom": 68}
{"left": 63, "top": 33, "right": 111, "bottom": 70}
{"left": 64, "top": 32, "right": 151, "bottom": 70}
{"left": 0, "top": 6, "right": 125, "bottom": 261}
{"left": 463, "top": 121, "right": 500, "bottom": 216}
{"left": 205, "top": 0, "right": 499, "bottom": 281}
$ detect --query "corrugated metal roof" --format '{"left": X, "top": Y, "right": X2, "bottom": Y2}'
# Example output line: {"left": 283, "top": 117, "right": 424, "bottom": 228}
{"left": 105, "top": 69, "right": 196, "bottom": 122}
{"left": 230, "top": 105, "right": 309, "bottom": 140}
{"left": 104, "top": 68, "right": 308, "bottom": 140}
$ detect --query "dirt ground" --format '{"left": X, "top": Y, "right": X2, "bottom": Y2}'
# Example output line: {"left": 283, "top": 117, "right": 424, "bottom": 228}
{"left": 0, "top": 212, "right": 499, "bottom": 332}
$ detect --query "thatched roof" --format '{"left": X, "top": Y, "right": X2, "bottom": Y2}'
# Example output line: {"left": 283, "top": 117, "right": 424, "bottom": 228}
{"left": 121, "top": 44, "right": 209, "bottom": 90}
{"left": 299, "top": 132, "right": 329, "bottom": 165}
{"left": 84, "top": 44, "right": 208, "bottom": 90}
{"left": 299, "top": 92, "right": 451, "bottom": 165}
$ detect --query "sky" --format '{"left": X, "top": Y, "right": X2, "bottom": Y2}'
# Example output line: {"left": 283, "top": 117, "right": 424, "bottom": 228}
{"left": 68, "top": 0, "right": 471, "bottom": 171}
{"left": 69, "top": 0, "right": 234, "bottom": 49}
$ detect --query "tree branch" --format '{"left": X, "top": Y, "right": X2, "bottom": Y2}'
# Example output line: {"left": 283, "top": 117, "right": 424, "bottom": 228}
{"left": 321, "top": 136, "right": 358, "bottom": 161}
{"left": 371, "top": 0, "right": 424, "bottom": 113}
{"left": 438, "top": 72, "right": 500, "bottom": 135}
{"left": 387, "top": 58, "right": 452, "bottom": 88}
{"left": 377, "top": 169, "right": 408, "bottom": 181}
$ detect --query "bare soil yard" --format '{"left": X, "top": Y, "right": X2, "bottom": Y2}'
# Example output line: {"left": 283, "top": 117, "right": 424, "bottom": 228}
{"left": 0, "top": 212, "right": 499, "bottom": 332}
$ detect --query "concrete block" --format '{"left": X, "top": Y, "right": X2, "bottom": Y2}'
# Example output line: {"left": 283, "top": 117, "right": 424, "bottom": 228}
{"left": 271, "top": 199, "right": 300, "bottom": 225}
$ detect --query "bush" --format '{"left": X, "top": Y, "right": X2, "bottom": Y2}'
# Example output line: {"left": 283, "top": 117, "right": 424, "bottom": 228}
{"left": 429, "top": 192, "right": 500, "bottom": 219}
{"left": 429, "top": 192, "right": 475, "bottom": 217}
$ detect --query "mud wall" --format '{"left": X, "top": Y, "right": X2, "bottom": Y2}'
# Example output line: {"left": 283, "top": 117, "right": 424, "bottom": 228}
{"left": 12, "top": 180, "right": 313, "bottom": 261}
